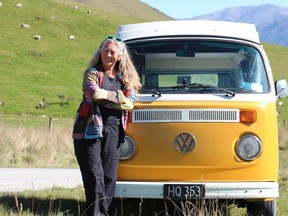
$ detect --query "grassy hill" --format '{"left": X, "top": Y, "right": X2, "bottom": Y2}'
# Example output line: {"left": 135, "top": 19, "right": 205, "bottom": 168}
{"left": 263, "top": 43, "right": 288, "bottom": 121}
{"left": 0, "top": 0, "right": 171, "bottom": 118}
{"left": 0, "top": 0, "right": 287, "bottom": 120}
{"left": 53, "top": 0, "right": 173, "bottom": 20}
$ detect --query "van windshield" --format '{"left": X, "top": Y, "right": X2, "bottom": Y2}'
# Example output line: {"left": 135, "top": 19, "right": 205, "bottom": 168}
{"left": 128, "top": 40, "right": 269, "bottom": 94}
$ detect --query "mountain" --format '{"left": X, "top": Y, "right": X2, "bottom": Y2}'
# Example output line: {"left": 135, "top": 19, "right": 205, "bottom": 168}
{"left": 188, "top": 4, "right": 288, "bottom": 46}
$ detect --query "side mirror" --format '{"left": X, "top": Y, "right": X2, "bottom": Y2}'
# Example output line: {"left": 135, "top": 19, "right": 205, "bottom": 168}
{"left": 275, "top": 79, "right": 288, "bottom": 98}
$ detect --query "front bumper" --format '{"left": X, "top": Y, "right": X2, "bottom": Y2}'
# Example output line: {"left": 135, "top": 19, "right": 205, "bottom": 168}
{"left": 115, "top": 181, "right": 279, "bottom": 199}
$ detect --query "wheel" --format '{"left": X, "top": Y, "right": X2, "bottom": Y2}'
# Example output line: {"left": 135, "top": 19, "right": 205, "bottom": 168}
{"left": 246, "top": 199, "right": 276, "bottom": 216}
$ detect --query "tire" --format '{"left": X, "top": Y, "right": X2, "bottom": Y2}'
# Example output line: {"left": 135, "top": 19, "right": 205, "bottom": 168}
{"left": 246, "top": 199, "right": 276, "bottom": 216}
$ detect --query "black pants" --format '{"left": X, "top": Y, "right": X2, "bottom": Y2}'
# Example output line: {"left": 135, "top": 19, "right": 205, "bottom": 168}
{"left": 74, "top": 123, "right": 121, "bottom": 216}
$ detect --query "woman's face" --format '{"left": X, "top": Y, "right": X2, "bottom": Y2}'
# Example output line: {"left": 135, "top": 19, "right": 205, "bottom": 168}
{"left": 101, "top": 41, "right": 120, "bottom": 70}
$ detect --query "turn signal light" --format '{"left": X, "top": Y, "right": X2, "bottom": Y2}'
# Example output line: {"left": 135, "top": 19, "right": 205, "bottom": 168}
{"left": 240, "top": 109, "right": 257, "bottom": 123}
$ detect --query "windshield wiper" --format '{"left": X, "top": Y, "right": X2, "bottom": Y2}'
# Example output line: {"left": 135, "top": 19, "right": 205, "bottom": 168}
{"left": 142, "top": 88, "right": 162, "bottom": 97}
{"left": 171, "top": 83, "right": 236, "bottom": 97}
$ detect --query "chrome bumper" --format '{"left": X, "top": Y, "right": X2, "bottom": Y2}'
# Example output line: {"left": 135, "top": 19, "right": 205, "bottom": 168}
{"left": 115, "top": 181, "right": 279, "bottom": 199}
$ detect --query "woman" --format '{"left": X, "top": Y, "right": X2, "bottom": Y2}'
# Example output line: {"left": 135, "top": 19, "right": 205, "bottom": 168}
{"left": 72, "top": 35, "right": 141, "bottom": 216}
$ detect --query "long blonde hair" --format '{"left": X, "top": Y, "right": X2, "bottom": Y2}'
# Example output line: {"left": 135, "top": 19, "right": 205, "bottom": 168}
{"left": 85, "top": 37, "right": 142, "bottom": 93}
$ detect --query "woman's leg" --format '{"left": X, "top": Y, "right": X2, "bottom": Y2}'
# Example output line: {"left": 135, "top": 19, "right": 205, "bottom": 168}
{"left": 101, "top": 123, "right": 121, "bottom": 213}
{"left": 74, "top": 139, "right": 107, "bottom": 216}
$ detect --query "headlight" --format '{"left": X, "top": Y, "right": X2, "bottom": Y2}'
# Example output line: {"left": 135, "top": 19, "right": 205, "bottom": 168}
{"left": 120, "top": 136, "right": 136, "bottom": 160}
{"left": 235, "top": 135, "right": 262, "bottom": 161}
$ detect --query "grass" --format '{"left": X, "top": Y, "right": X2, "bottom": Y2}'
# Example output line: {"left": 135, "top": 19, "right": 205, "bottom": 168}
{"left": 0, "top": 187, "right": 246, "bottom": 215}
{"left": 0, "top": 187, "right": 85, "bottom": 216}
{"left": 0, "top": 115, "right": 76, "bottom": 168}
{"left": 0, "top": 0, "right": 170, "bottom": 118}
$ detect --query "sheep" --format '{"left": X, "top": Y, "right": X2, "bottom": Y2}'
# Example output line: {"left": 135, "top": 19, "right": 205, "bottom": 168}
{"left": 69, "top": 35, "right": 75, "bottom": 40}
{"left": 33, "top": 35, "right": 41, "bottom": 41}
{"left": 16, "top": 3, "right": 22, "bottom": 8}
{"left": 0, "top": 2, "right": 2, "bottom": 7}
{"left": 87, "top": 10, "right": 91, "bottom": 14}
{"left": 39, "top": 101, "right": 44, "bottom": 108}
{"left": 72, "top": 6, "right": 78, "bottom": 10}
{"left": 20, "top": 23, "right": 30, "bottom": 29}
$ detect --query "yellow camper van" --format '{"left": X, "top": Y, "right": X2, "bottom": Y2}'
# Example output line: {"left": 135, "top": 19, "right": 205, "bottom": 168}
{"left": 114, "top": 20, "right": 288, "bottom": 215}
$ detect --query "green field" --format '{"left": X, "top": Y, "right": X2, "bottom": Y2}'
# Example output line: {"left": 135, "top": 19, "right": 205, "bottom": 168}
{"left": 0, "top": 0, "right": 170, "bottom": 118}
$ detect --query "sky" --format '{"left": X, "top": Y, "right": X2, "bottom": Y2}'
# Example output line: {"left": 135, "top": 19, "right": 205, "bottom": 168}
{"left": 140, "top": 0, "right": 288, "bottom": 19}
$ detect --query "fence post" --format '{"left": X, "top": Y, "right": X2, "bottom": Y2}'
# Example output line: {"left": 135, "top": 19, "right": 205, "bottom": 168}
{"left": 49, "top": 116, "right": 53, "bottom": 132}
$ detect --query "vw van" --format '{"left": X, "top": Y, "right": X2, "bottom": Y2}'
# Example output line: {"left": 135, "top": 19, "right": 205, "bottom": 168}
{"left": 114, "top": 20, "right": 288, "bottom": 215}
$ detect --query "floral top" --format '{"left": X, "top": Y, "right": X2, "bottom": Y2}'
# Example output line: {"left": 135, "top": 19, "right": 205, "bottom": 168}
{"left": 72, "top": 67, "right": 136, "bottom": 140}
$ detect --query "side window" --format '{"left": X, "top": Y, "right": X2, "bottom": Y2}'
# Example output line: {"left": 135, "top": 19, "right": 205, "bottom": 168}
{"left": 239, "top": 51, "right": 269, "bottom": 92}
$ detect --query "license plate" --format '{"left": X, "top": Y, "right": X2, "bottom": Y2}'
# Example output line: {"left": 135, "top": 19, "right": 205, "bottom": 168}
{"left": 163, "top": 184, "right": 205, "bottom": 199}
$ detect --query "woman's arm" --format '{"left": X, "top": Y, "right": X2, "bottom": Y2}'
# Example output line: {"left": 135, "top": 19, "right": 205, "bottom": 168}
{"left": 111, "top": 88, "right": 136, "bottom": 110}
{"left": 84, "top": 68, "right": 125, "bottom": 104}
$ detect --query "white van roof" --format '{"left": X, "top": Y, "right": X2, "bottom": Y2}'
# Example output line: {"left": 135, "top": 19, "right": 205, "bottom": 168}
{"left": 116, "top": 20, "right": 260, "bottom": 44}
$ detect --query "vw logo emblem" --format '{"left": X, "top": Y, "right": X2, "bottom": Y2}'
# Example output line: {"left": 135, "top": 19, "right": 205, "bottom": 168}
{"left": 174, "top": 133, "right": 196, "bottom": 153}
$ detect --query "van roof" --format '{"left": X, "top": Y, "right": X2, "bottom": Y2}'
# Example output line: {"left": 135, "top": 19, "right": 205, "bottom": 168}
{"left": 116, "top": 20, "right": 260, "bottom": 44}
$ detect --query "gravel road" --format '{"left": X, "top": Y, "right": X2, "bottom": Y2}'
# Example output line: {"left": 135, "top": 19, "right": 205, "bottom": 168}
{"left": 0, "top": 168, "right": 83, "bottom": 192}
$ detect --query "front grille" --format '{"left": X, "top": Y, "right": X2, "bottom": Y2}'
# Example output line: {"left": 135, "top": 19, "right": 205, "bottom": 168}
{"left": 132, "top": 109, "right": 239, "bottom": 123}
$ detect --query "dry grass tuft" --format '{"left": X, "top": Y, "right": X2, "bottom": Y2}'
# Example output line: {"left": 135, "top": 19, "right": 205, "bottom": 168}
{"left": 0, "top": 122, "right": 77, "bottom": 168}
{"left": 279, "top": 122, "right": 288, "bottom": 151}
